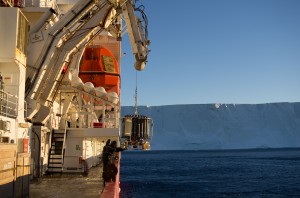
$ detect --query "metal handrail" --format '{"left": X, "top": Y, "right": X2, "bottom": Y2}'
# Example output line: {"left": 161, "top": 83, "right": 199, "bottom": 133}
{"left": 0, "top": 90, "right": 18, "bottom": 118}
{"left": 62, "top": 121, "right": 68, "bottom": 167}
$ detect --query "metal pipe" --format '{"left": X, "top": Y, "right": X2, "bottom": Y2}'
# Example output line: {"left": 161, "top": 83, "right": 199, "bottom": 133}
{"left": 32, "top": 128, "right": 41, "bottom": 178}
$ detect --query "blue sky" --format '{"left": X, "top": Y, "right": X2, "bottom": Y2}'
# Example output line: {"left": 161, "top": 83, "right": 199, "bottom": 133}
{"left": 120, "top": 0, "right": 300, "bottom": 106}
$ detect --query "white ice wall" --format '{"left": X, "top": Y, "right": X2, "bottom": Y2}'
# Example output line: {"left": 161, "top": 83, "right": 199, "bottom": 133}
{"left": 121, "top": 103, "right": 300, "bottom": 150}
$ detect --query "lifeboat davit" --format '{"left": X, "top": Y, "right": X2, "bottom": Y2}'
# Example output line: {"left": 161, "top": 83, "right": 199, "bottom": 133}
{"left": 79, "top": 47, "right": 120, "bottom": 95}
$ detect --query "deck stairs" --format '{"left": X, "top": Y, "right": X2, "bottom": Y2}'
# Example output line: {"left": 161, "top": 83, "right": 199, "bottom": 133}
{"left": 47, "top": 129, "right": 66, "bottom": 174}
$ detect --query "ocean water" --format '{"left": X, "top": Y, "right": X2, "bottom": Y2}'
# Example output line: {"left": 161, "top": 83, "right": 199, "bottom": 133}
{"left": 120, "top": 148, "right": 300, "bottom": 198}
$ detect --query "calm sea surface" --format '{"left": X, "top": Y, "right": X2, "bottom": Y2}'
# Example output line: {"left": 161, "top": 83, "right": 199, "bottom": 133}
{"left": 120, "top": 148, "right": 300, "bottom": 198}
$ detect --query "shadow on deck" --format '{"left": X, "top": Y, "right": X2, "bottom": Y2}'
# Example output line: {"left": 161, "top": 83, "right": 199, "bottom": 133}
{"left": 30, "top": 164, "right": 104, "bottom": 198}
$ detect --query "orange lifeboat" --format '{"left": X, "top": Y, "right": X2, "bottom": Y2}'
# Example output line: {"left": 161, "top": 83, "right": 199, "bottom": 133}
{"left": 79, "top": 47, "right": 120, "bottom": 95}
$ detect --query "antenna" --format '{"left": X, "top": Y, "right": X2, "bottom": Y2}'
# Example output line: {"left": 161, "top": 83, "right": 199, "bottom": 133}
{"left": 134, "top": 71, "right": 138, "bottom": 115}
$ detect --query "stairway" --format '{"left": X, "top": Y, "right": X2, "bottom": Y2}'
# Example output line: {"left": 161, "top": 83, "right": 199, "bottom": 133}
{"left": 47, "top": 129, "right": 66, "bottom": 174}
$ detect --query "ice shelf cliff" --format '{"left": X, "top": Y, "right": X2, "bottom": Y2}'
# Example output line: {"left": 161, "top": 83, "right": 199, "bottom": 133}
{"left": 121, "top": 103, "right": 300, "bottom": 150}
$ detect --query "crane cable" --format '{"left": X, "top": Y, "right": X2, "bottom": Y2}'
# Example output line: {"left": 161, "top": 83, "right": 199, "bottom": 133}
{"left": 134, "top": 70, "right": 138, "bottom": 116}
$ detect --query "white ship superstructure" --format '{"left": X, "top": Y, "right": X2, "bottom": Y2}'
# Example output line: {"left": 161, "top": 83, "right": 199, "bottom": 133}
{"left": 0, "top": 0, "right": 150, "bottom": 197}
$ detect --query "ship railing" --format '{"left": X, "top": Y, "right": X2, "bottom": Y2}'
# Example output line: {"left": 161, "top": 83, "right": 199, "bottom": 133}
{"left": 101, "top": 117, "right": 119, "bottom": 128}
{"left": 0, "top": 90, "right": 18, "bottom": 118}
{"left": 58, "top": 86, "right": 120, "bottom": 129}
{"left": 39, "top": 0, "right": 51, "bottom": 7}
{"left": 66, "top": 111, "right": 119, "bottom": 129}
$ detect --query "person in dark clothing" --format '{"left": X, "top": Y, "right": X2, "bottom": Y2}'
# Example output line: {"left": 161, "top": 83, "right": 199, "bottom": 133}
{"left": 103, "top": 141, "right": 124, "bottom": 166}
{"left": 102, "top": 139, "right": 111, "bottom": 166}
{"left": 110, "top": 140, "right": 126, "bottom": 152}
{"left": 102, "top": 140, "right": 125, "bottom": 183}
{"left": 102, "top": 140, "right": 117, "bottom": 183}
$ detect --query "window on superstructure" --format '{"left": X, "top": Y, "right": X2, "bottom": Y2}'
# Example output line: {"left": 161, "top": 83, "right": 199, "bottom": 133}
{"left": 17, "top": 12, "right": 28, "bottom": 54}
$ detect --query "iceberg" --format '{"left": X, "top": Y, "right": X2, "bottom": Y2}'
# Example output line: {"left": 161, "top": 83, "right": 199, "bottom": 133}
{"left": 121, "top": 103, "right": 300, "bottom": 150}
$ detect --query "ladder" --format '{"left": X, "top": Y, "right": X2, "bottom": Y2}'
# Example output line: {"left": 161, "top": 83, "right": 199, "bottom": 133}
{"left": 47, "top": 129, "right": 66, "bottom": 174}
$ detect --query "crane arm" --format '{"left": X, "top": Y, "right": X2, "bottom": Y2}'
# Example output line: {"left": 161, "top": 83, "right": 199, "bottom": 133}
{"left": 121, "top": 0, "right": 150, "bottom": 71}
{"left": 25, "top": 0, "right": 116, "bottom": 121}
{"left": 25, "top": 0, "right": 150, "bottom": 122}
